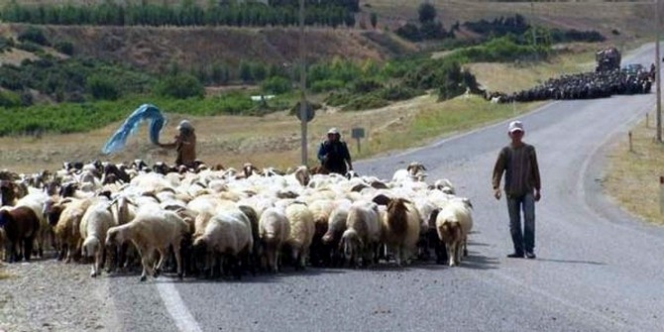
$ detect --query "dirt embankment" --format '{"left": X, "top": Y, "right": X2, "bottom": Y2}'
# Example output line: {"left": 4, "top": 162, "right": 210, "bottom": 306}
{"left": 1, "top": 24, "right": 417, "bottom": 72}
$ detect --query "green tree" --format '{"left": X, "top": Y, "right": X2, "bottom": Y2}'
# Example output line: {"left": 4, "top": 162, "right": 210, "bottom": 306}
{"left": 370, "top": 12, "right": 378, "bottom": 29}
{"left": 418, "top": 2, "right": 436, "bottom": 24}
{"left": 154, "top": 74, "right": 205, "bottom": 99}
{"left": 87, "top": 74, "right": 120, "bottom": 100}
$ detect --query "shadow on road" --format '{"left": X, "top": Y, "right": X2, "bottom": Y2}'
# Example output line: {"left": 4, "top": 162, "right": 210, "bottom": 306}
{"left": 536, "top": 258, "right": 606, "bottom": 266}
{"left": 462, "top": 252, "right": 501, "bottom": 270}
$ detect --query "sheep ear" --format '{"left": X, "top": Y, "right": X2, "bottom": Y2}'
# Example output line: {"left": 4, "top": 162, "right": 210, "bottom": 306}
{"left": 421, "top": 165, "right": 427, "bottom": 171}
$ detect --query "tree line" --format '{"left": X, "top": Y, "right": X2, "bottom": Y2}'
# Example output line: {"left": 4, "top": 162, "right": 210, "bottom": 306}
{"left": 0, "top": 1, "right": 357, "bottom": 28}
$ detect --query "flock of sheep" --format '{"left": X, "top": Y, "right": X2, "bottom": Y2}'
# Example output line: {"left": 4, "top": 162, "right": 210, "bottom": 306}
{"left": 0, "top": 159, "right": 474, "bottom": 281}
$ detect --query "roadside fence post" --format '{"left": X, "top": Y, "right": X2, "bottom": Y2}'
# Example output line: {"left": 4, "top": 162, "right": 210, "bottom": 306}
{"left": 660, "top": 176, "right": 664, "bottom": 215}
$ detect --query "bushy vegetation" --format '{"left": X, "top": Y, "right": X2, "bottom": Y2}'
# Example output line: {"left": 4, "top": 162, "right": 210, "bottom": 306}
{"left": 0, "top": 56, "right": 155, "bottom": 103}
{"left": 153, "top": 73, "right": 205, "bottom": 99}
{"left": 396, "top": 2, "right": 452, "bottom": 42}
{"left": 0, "top": 92, "right": 295, "bottom": 136}
{"left": 463, "top": 14, "right": 605, "bottom": 44}
{"left": 0, "top": 1, "right": 357, "bottom": 28}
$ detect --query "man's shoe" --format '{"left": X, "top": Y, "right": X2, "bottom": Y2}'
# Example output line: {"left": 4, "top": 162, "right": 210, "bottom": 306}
{"left": 507, "top": 252, "right": 524, "bottom": 258}
{"left": 525, "top": 252, "right": 536, "bottom": 259}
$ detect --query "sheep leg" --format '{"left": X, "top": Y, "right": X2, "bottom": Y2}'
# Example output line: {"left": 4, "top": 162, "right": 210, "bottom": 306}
{"left": 173, "top": 244, "right": 183, "bottom": 280}
{"left": 292, "top": 248, "right": 302, "bottom": 271}
{"left": 23, "top": 238, "right": 34, "bottom": 262}
{"left": 447, "top": 241, "right": 456, "bottom": 267}
{"left": 154, "top": 249, "right": 166, "bottom": 278}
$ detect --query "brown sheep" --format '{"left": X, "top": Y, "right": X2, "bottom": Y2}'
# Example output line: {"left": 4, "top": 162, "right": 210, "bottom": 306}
{"left": 0, "top": 206, "right": 41, "bottom": 262}
{"left": 53, "top": 198, "right": 94, "bottom": 263}
{"left": 381, "top": 198, "right": 421, "bottom": 266}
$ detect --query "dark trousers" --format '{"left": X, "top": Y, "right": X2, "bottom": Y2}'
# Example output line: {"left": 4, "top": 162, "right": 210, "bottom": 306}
{"left": 507, "top": 192, "right": 536, "bottom": 254}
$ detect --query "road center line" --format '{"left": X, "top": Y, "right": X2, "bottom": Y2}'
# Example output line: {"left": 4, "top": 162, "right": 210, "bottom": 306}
{"left": 156, "top": 280, "right": 203, "bottom": 332}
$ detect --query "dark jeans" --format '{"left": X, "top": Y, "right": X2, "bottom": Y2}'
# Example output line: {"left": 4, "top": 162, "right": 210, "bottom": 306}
{"left": 507, "top": 192, "right": 536, "bottom": 254}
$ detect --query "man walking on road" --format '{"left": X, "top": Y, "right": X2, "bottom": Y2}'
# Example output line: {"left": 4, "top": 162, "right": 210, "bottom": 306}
{"left": 317, "top": 127, "right": 353, "bottom": 176}
{"left": 492, "top": 120, "right": 542, "bottom": 259}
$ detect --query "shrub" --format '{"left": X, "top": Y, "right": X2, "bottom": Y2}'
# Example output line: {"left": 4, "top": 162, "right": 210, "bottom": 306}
{"left": 0, "top": 36, "right": 15, "bottom": 52}
{"left": 0, "top": 90, "right": 21, "bottom": 108}
{"left": 54, "top": 41, "right": 75, "bottom": 56}
{"left": 154, "top": 74, "right": 204, "bottom": 99}
{"left": 261, "top": 76, "right": 292, "bottom": 94}
{"left": 15, "top": 41, "right": 42, "bottom": 53}
{"left": 343, "top": 94, "right": 389, "bottom": 111}
{"left": 351, "top": 78, "right": 383, "bottom": 94}
{"left": 324, "top": 91, "right": 352, "bottom": 106}
{"left": 378, "top": 85, "right": 423, "bottom": 101}
{"left": 311, "top": 79, "right": 345, "bottom": 93}
{"left": 87, "top": 74, "right": 121, "bottom": 100}
{"left": 17, "top": 26, "right": 49, "bottom": 46}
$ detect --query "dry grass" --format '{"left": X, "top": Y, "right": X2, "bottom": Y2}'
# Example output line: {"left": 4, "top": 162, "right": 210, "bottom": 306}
{"left": 370, "top": 0, "right": 656, "bottom": 39}
{"left": 604, "top": 112, "right": 664, "bottom": 225}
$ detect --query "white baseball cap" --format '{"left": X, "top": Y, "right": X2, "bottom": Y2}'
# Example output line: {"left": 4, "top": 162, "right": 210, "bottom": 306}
{"left": 327, "top": 127, "right": 339, "bottom": 135}
{"left": 177, "top": 120, "right": 194, "bottom": 131}
{"left": 508, "top": 121, "right": 524, "bottom": 133}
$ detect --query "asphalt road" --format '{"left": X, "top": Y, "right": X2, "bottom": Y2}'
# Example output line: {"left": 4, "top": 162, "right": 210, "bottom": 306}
{"left": 107, "top": 44, "right": 664, "bottom": 332}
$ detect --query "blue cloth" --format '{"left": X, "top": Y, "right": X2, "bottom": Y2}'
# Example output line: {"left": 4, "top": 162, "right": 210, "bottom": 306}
{"left": 102, "top": 104, "right": 165, "bottom": 155}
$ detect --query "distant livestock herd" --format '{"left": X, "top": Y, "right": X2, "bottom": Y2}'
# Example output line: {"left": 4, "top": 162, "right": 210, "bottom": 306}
{"left": 485, "top": 68, "right": 653, "bottom": 103}
{"left": 0, "top": 160, "right": 473, "bottom": 281}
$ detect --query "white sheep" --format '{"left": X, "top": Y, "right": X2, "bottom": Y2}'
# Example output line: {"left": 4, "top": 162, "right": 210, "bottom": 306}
{"left": 284, "top": 202, "right": 315, "bottom": 270}
{"left": 105, "top": 206, "right": 191, "bottom": 281}
{"left": 391, "top": 162, "right": 427, "bottom": 183}
{"left": 79, "top": 201, "right": 115, "bottom": 277}
{"left": 192, "top": 208, "right": 253, "bottom": 279}
{"left": 340, "top": 201, "right": 382, "bottom": 268}
{"left": 258, "top": 207, "right": 291, "bottom": 273}
{"left": 435, "top": 199, "right": 473, "bottom": 267}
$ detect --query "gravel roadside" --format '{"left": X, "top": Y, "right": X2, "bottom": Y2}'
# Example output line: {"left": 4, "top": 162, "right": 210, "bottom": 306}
{"left": 0, "top": 259, "right": 120, "bottom": 332}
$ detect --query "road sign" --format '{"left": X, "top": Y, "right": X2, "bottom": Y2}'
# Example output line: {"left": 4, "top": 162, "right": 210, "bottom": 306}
{"left": 351, "top": 127, "right": 365, "bottom": 139}
{"left": 295, "top": 100, "right": 315, "bottom": 123}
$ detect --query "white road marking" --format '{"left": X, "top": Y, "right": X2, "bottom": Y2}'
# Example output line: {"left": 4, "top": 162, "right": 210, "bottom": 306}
{"left": 156, "top": 280, "right": 203, "bottom": 332}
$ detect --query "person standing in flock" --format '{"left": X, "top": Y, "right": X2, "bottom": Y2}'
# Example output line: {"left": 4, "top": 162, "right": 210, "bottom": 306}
{"left": 492, "top": 120, "right": 541, "bottom": 259}
{"left": 317, "top": 127, "right": 353, "bottom": 175}
{"left": 159, "top": 119, "right": 197, "bottom": 168}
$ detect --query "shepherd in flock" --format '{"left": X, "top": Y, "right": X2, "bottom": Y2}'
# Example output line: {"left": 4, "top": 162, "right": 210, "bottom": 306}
{"left": 158, "top": 119, "right": 198, "bottom": 169}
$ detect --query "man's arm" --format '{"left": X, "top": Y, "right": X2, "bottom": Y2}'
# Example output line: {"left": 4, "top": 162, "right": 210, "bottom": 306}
{"left": 343, "top": 142, "right": 353, "bottom": 170}
{"left": 530, "top": 146, "right": 541, "bottom": 191}
{"left": 492, "top": 148, "right": 507, "bottom": 189}
{"left": 317, "top": 143, "right": 327, "bottom": 163}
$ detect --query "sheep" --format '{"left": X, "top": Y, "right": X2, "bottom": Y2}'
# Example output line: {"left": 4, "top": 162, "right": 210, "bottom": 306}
{"left": 258, "top": 207, "right": 291, "bottom": 273}
{"left": 339, "top": 201, "right": 382, "bottom": 268}
{"left": 0, "top": 227, "right": 5, "bottom": 261}
{"left": 391, "top": 162, "right": 427, "bottom": 183}
{"left": 53, "top": 198, "right": 94, "bottom": 263}
{"left": 320, "top": 200, "right": 352, "bottom": 265}
{"left": 105, "top": 207, "right": 191, "bottom": 281}
{"left": 0, "top": 206, "right": 40, "bottom": 262}
{"left": 284, "top": 202, "right": 315, "bottom": 270}
{"left": 306, "top": 199, "right": 337, "bottom": 267}
{"left": 79, "top": 201, "right": 115, "bottom": 277}
{"left": 192, "top": 209, "right": 253, "bottom": 279}
{"left": 381, "top": 198, "right": 421, "bottom": 266}
{"left": 15, "top": 191, "right": 52, "bottom": 258}
{"left": 435, "top": 199, "right": 473, "bottom": 267}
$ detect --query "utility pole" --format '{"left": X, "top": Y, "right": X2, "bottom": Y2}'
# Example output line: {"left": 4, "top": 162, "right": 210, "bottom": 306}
{"left": 299, "top": 0, "right": 309, "bottom": 164}
{"left": 656, "top": 0, "right": 662, "bottom": 143}
{"left": 531, "top": 1, "right": 537, "bottom": 62}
